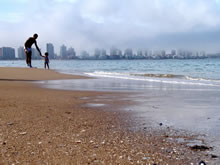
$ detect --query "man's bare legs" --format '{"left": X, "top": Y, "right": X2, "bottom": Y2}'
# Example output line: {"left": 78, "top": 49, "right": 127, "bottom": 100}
{"left": 25, "top": 51, "right": 32, "bottom": 68}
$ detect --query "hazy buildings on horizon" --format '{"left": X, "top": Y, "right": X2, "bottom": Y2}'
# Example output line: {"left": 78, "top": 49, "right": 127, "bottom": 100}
{"left": 1, "top": 44, "right": 220, "bottom": 60}
{"left": 75, "top": 48, "right": 212, "bottom": 60}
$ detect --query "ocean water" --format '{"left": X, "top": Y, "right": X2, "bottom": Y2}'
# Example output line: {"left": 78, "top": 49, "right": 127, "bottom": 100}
{"left": 1, "top": 59, "right": 220, "bottom": 86}
{"left": 1, "top": 59, "right": 220, "bottom": 155}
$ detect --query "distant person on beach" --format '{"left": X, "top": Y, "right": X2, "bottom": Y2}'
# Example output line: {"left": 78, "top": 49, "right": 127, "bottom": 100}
{"left": 24, "top": 33, "right": 42, "bottom": 68}
{"left": 41, "top": 52, "right": 49, "bottom": 69}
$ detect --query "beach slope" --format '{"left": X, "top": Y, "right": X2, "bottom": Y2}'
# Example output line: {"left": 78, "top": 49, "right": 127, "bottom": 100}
{"left": 0, "top": 67, "right": 211, "bottom": 164}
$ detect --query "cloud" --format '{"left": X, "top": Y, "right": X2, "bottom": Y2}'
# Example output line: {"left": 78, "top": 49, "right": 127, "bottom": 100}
{"left": 1, "top": 0, "right": 220, "bottom": 53}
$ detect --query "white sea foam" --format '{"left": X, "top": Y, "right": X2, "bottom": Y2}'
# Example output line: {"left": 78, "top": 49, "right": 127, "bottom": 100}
{"left": 185, "top": 76, "right": 220, "bottom": 82}
{"left": 85, "top": 71, "right": 220, "bottom": 87}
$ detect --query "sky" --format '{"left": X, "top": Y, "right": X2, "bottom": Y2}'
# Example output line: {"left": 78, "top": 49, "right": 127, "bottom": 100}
{"left": 0, "top": 0, "right": 220, "bottom": 54}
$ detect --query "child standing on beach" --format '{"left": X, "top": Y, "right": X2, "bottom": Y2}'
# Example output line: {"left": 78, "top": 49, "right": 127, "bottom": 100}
{"left": 41, "top": 52, "right": 49, "bottom": 69}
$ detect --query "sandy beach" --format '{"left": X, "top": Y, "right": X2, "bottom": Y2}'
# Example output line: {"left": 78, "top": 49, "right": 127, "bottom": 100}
{"left": 0, "top": 67, "right": 214, "bottom": 164}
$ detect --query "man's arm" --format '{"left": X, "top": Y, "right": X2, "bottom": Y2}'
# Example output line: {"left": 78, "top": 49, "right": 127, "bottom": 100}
{"left": 34, "top": 41, "right": 42, "bottom": 56}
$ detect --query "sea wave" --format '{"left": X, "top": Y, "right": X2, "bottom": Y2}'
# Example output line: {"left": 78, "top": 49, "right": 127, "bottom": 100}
{"left": 85, "top": 71, "right": 220, "bottom": 87}
{"left": 185, "top": 76, "right": 220, "bottom": 82}
{"left": 131, "top": 73, "right": 220, "bottom": 82}
{"left": 130, "top": 73, "right": 185, "bottom": 78}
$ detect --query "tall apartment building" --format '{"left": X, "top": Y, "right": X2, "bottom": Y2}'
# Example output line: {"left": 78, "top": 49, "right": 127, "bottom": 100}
{"left": 0, "top": 48, "right": 2, "bottom": 59}
{"left": 124, "top": 48, "right": 133, "bottom": 59}
{"left": 67, "top": 47, "right": 76, "bottom": 59}
{"left": 94, "top": 48, "right": 101, "bottom": 59}
{"left": 99, "top": 49, "right": 107, "bottom": 60}
{"left": 60, "top": 44, "right": 67, "bottom": 59}
{"left": 110, "top": 47, "right": 121, "bottom": 59}
{"left": 46, "top": 43, "right": 55, "bottom": 59}
{"left": 80, "top": 50, "right": 89, "bottom": 59}
{"left": 0, "top": 47, "right": 15, "bottom": 60}
{"left": 17, "top": 46, "right": 26, "bottom": 59}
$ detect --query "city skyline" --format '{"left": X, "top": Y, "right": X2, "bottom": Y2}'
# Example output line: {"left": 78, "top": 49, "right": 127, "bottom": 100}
{"left": 1, "top": 43, "right": 220, "bottom": 60}
{"left": 1, "top": 0, "right": 220, "bottom": 53}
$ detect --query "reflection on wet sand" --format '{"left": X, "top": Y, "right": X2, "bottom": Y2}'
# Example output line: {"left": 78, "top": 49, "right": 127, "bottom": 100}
{"left": 37, "top": 77, "right": 220, "bottom": 155}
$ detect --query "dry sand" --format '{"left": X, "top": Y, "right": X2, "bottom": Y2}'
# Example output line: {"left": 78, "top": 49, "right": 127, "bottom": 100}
{"left": 0, "top": 67, "right": 214, "bottom": 164}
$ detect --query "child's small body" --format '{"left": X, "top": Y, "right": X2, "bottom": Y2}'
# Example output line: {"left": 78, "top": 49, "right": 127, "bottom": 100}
{"left": 42, "top": 52, "right": 49, "bottom": 69}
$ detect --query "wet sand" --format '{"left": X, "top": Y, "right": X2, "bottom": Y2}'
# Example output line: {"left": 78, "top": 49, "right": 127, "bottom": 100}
{"left": 0, "top": 67, "right": 215, "bottom": 164}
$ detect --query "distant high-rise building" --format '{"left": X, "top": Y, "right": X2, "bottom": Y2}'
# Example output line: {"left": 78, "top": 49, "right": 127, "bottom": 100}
{"left": 60, "top": 45, "right": 67, "bottom": 59}
{"left": 17, "top": 46, "right": 26, "bottom": 59}
{"left": 144, "top": 50, "right": 150, "bottom": 59}
{"left": 0, "top": 47, "right": 15, "bottom": 60}
{"left": 124, "top": 48, "right": 133, "bottom": 59}
{"left": 0, "top": 48, "right": 2, "bottom": 59}
{"left": 46, "top": 43, "right": 55, "bottom": 59}
{"left": 110, "top": 47, "right": 120, "bottom": 59}
{"left": 99, "top": 49, "right": 107, "bottom": 59}
{"left": 67, "top": 47, "right": 76, "bottom": 59}
{"left": 80, "top": 50, "right": 89, "bottom": 59}
{"left": 94, "top": 48, "right": 101, "bottom": 59}
{"left": 137, "top": 50, "right": 144, "bottom": 59}
{"left": 161, "top": 50, "right": 166, "bottom": 58}
{"left": 101, "top": 49, "right": 106, "bottom": 56}
{"left": 117, "top": 49, "right": 122, "bottom": 57}
{"left": 171, "top": 50, "right": 176, "bottom": 56}
{"left": 110, "top": 47, "right": 117, "bottom": 56}
{"left": 137, "top": 50, "right": 142, "bottom": 56}
{"left": 199, "top": 51, "right": 206, "bottom": 58}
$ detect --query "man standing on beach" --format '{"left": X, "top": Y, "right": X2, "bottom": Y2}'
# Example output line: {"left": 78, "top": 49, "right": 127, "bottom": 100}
{"left": 24, "top": 34, "right": 42, "bottom": 68}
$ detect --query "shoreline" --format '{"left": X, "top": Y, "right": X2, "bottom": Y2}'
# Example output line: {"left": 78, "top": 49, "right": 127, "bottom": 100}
{"left": 0, "top": 67, "right": 216, "bottom": 164}
{"left": 0, "top": 67, "right": 88, "bottom": 81}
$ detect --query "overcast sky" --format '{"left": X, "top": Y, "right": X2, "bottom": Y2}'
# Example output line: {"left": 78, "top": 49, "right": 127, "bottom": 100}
{"left": 0, "top": 0, "right": 220, "bottom": 53}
